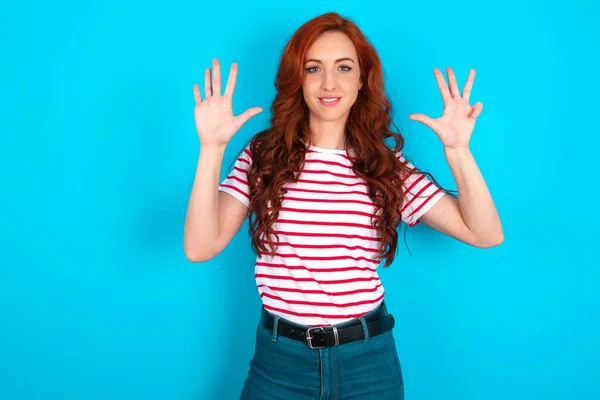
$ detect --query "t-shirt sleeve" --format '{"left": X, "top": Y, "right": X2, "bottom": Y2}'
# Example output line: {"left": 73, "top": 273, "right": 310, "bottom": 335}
{"left": 218, "top": 145, "right": 253, "bottom": 208}
{"left": 397, "top": 152, "right": 446, "bottom": 226}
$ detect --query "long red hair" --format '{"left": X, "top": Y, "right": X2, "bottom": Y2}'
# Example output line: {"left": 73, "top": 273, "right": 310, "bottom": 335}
{"left": 242, "top": 12, "right": 446, "bottom": 267}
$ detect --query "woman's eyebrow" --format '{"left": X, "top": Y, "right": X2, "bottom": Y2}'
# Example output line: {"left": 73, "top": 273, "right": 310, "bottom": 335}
{"left": 304, "top": 57, "right": 356, "bottom": 64}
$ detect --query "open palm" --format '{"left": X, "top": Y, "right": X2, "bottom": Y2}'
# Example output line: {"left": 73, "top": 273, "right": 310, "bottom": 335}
{"left": 409, "top": 68, "right": 483, "bottom": 149}
{"left": 193, "top": 59, "right": 262, "bottom": 146}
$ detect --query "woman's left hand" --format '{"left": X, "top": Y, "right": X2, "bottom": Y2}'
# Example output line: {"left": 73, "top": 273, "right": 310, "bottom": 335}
{"left": 409, "top": 67, "right": 483, "bottom": 149}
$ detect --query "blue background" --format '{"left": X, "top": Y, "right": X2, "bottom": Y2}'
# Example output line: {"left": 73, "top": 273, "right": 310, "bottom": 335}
{"left": 1, "top": 1, "right": 598, "bottom": 399}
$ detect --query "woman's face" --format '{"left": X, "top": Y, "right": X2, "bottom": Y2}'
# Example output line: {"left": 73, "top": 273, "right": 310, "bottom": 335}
{"left": 302, "top": 31, "right": 363, "bottom": 124}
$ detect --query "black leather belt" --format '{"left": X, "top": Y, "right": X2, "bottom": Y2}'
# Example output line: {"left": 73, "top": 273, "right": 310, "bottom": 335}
{"left": 260, "top": 303, "right": 395, "bottom": 349}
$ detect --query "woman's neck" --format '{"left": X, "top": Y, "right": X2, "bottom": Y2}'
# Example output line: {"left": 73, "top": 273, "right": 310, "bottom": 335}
{"left": 308, "top": 118, "right": 347, "bottom": 150}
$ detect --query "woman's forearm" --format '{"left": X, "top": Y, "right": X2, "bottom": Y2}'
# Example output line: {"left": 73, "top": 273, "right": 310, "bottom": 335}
{"left": 444, "top": 146, "right": 504, "bottom": 245}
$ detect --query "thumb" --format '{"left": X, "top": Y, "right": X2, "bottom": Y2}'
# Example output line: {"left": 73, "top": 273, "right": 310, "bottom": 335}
{"left": 235, "top": 107, "right": 263, "bottom": 129}
{"left": 409, "top": 113, "right": 438, "bottom": 130}
{"left": 469, "top": 102, "right": 483, "bottom": 120}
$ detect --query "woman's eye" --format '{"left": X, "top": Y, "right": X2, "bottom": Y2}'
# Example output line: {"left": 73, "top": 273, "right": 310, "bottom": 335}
{"left": 304, "top": 65, "right": 352, "bottom": 73}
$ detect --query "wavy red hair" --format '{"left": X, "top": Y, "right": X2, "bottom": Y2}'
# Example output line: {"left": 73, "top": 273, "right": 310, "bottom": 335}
{"left": 242, "top": 12, "right": 446, "bottom": 267}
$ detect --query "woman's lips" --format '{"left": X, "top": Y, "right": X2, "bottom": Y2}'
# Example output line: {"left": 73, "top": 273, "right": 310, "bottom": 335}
{"left": 319, "top": 97, "right": 341, "bottom": 106}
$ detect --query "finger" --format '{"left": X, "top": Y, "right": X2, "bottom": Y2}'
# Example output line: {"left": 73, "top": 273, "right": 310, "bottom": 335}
{"left": 446, "top": 67, "right": 460, "bottom": 98}
{"left": 409, "top": 113, "right": 439, "bottom": 131}
{"left": 469, "top": 102, "right": 483, "bottom": 119}
{"left": 204, "top": 67, "right": 212, "bottom": 97}
{"left": 462, "top": 69, "right": 476, "bottom": 102}
{"left": 224, "top": 62, "right": 238, "bottom": 98}
{"left": 433, "top": 68, "right": 452, "bottom": 103}
{"left": 234, "top": 107, "right": 263, "bottom": 129}
{"left": 193, "top": 83, "right": 202, "bottom": 104}
{"left": 212, "top": 58, "right": 222, "bottom": 96}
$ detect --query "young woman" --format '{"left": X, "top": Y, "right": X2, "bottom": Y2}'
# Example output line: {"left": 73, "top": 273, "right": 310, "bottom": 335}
{"left": 185, "top": 11, "right": 503, "bottom": 400}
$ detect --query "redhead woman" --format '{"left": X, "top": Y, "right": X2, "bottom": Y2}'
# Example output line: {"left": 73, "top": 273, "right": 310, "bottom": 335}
{"left": 184, "top": 11, "right": 503, "bottom": 400}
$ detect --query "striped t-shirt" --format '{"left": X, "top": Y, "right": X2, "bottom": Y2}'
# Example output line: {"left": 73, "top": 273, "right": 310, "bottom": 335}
{"left": 218, "top": 143, "right": 445, "bottom": 326}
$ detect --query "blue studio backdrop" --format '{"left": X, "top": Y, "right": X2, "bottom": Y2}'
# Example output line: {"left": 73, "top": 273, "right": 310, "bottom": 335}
{"left": 1, "top": 1, "right": 598, "bottom": 399}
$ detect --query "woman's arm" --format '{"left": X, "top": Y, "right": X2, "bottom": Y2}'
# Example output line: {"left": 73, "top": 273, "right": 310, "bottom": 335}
{"left": 408, "top": 67, "right": 503, "bottom": 247}
{"left": 184, "top": 59, "right": 262, "bottom": 261}
{"left": 419, "top": 147, "right": 503, "bottom": 247}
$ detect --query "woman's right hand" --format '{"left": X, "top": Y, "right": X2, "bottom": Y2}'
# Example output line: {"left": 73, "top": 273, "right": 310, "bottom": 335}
{"left": 193, "top": 59, "right": 263, "bottom": 146}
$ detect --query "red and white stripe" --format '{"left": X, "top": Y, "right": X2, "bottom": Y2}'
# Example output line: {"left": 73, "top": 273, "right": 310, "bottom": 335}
{"left": 219, "top": 144, "right": 445, "bottom": 326}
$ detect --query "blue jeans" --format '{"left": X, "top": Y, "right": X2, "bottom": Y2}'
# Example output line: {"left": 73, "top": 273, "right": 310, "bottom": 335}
{"left": 240, "top": 301, "right": 404, "bottom": 399}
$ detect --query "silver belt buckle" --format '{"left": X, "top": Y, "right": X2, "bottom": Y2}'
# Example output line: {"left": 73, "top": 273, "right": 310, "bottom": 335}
{"left": 306, "top": 326, "right": 340, "bottom": 349}
{"left": 306, "top": 327, "right": 324, "bottom": 349}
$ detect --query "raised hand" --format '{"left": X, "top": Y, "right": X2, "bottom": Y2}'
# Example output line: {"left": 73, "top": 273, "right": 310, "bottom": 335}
{"left": 409, "top": 67, "right": 483, "bottom": 149}
{"left": 193, "top": 59, "right": 263, "bottom": 146}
